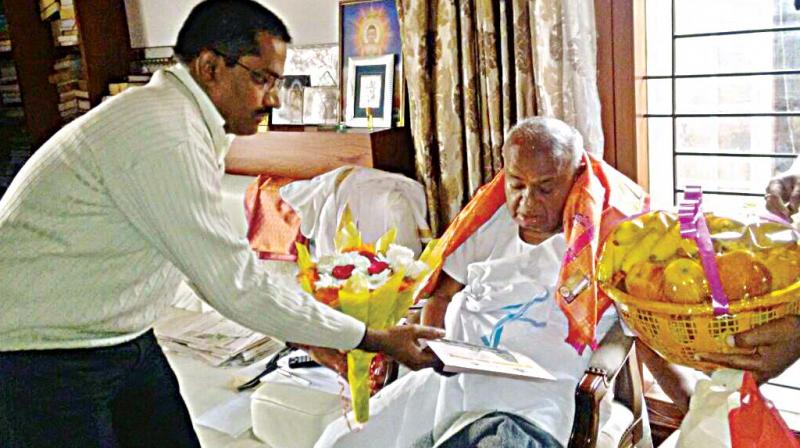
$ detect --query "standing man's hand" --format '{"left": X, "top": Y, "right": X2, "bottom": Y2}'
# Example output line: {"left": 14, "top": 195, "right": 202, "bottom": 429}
{"left": 696, "top": 315, "right": 800, "bottom": 384}
{"left": 765, "top": 173, "right": 800, "bottom": 219}
{"left": 358, "top": 325, "right": 444, "bottom": 371}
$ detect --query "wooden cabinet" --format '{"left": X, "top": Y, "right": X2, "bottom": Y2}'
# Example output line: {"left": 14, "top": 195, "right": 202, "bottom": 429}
{"left": 225, "top": 127, "right": 415, "bottom": 179}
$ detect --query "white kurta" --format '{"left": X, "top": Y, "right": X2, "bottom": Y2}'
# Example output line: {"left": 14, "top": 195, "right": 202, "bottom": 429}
{"left": 316, "top": 216, "right": 617, "bottom": 447}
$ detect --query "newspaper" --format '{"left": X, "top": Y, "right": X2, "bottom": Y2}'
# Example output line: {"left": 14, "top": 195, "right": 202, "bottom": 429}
{"left": 155, "top": 309, "right": 283, "bottom": 367}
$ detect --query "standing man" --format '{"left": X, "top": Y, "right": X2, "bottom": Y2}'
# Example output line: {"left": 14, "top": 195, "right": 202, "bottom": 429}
{"left": 0, "top": 1, "right": 441, "bottom": 447}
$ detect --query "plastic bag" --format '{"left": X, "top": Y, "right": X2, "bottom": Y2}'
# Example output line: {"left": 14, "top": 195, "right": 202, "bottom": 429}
{"left": 678, "top": 370, "right": 799, "bottom": 448}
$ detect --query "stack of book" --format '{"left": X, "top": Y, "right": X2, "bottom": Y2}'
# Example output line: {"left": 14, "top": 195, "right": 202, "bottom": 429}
{"left": 0, "top": 3, "right": 10, "bottom": 52}
{"left": 39, "top": 0, "right": 79, "bottom": 46}
{"left": 0, "top": 60, "right": 19, "bottom": 106}
{"left": 39, "top": 0, "right": 59, "bottom": 21}
{"left": 49, "top": 54, "right": 89, "bottom": 122}
{"left": 105, "top": 55, "right": 173, "bottom": 100}
{"left": 52, "top": 0, "right": 78, "bottom": 47}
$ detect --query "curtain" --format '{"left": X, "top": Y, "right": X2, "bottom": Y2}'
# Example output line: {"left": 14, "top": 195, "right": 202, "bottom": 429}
{"left": 397, "top": 0, "right": 603, "bottom": 235}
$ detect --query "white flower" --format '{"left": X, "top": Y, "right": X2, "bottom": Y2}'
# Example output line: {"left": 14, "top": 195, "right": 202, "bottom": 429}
{"left": 366, "top": 268, "right": 392, "bottom": 289}
{"left": 385, "top": 244, "right": 415, "bottom": 270}
{"left": 405, "top": 260, "right": 429, "bottom": 280}
{"left": 317, "top": 252, "right": 371, "bottom": 275}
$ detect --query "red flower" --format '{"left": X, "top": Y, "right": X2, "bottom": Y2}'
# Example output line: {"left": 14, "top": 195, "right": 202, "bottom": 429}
{"left": 359, "top": 251, "right": 377, "bottom": 262}
{"left": 368, "top": 261, "right": 390, "bottom": 275}
{"left": 332, "top": 264, "right": 356, "bottom": 279}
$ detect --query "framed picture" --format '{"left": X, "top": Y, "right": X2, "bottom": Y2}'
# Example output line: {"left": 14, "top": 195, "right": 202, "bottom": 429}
{"left": 339, "top": 0, "right": 405, "bottom": 127}
{"left": 345, "top": 54, "right": 394, "bottom": 128}
{"left": 271, "top": 75, "right": 311, "bottom": 125}
{"left": 303, "top": 86, "right": 339, "bottom": 125}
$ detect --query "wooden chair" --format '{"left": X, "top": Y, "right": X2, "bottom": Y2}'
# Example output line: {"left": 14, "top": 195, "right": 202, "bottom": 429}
{"left": 569, "top": 323, "right": 653, "bottom": 448}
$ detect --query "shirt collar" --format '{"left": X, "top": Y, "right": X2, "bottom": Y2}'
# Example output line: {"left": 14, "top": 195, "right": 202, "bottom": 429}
{"left": 162, "top": 64, "right": 232, "bottom": 164}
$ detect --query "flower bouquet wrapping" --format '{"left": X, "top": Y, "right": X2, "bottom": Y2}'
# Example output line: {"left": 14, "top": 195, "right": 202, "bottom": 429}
{"left": 295, "top": 208, "right": 436, "bottom": 423}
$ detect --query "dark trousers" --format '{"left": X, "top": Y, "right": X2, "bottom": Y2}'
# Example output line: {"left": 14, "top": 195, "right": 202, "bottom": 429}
{"left": 0, "top": 330, "right": 200, "bottom": 448}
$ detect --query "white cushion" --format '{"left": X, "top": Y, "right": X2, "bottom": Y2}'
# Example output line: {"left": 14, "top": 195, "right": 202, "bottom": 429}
{"left": 596, "top": 400, "right": 635, "bottom": 448}
{"left": 251, "top": 375, "right": 342, "bottom": 448}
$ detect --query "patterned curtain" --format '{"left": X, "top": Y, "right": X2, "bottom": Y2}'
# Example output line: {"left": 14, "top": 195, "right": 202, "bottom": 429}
{"left": 397, "top": 0, "right": 603, "bottom": 235}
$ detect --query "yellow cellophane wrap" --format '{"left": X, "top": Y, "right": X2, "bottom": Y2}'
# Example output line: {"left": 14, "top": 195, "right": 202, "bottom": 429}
{"left": 296, "top": 207, "right": 438, "bottom": 423}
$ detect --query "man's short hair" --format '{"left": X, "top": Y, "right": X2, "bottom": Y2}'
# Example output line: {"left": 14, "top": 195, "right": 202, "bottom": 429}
{"left": 505, "top": 117, "right": 584, "bottom": 170}
{"left": 174, "top": 0, "right": 292, "bottom": 66}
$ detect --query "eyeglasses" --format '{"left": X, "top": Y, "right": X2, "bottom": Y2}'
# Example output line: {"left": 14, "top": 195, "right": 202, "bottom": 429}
{"left": 212, "top": 49, "right": 285, "bottom": 92}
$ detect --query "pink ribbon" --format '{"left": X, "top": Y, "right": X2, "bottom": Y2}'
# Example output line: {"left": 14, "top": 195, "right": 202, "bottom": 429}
{"left": 677, "top": 186, "right": 730, "bottom": 316}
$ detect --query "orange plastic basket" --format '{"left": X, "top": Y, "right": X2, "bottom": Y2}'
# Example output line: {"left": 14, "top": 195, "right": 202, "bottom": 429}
{"left": 602, "top": 281, "right": 800, "bottom": 370}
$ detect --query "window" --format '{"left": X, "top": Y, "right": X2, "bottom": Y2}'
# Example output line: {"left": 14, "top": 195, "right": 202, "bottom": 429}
{"left": 644, "top": 0, "right": 800, "bottom": 211}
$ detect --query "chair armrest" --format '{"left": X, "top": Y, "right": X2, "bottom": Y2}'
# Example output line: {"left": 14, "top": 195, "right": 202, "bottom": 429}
{"left": 568, "top": 322, "right": 636, "bottom": 448}
{"left": 587, "top": 322, "right": 634, "bottom": 382}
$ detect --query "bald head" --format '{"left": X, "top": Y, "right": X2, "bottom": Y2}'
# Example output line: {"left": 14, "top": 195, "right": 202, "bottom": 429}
{"left": 502, "top": 117, "right": 585, "bottom": 244}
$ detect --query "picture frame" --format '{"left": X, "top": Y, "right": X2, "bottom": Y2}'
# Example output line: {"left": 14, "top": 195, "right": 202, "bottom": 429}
{"left": 339, "top": 0, "right": 405, "bottom": 127}
{"left": 271, "top": 75, "right": 311, "bottom": 125}
{"left": 345, "top": 54, "right": 394, "bottom": 128}
{"left": 303, "top": 86, "right": 339, "bottom": 125}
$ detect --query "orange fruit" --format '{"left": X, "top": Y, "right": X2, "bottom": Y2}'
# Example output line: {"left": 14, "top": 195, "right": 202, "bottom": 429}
{"left": 716, "top": 250, "right": 772, "bottom": 301}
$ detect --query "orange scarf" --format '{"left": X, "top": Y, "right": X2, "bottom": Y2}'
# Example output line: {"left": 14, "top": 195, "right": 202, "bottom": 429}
{"left": 418, "top": 153, "right": 648, "bottom": 352}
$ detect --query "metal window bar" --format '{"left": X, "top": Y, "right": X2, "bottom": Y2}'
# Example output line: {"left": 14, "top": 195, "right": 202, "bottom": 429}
{"left": 648, "top": 2, "right": 800, "bottom": 205}
{"left": 674, "top": 25, "right": 800, "bottom": 40}
{"left": 645, "top": 112, "right": 800, "bottom": 118}
{"left": 646, "top": 69, "right": 800, "bottom": 79}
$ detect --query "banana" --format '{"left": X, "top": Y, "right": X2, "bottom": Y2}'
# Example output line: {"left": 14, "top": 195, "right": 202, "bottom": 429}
{"left": 649, "top": 222, "right": 681, "bottom": 262}
{"left": 610, "top": 220, "right": 646, "bottom": 246}
{"left": 621, "top": 229, "right": 664, "bottom": 272}
{"left": 679, "top": 238, "right": 699, "bottom": 257}
{"left": 597, "top": 240, "right": 617, "bottom": 282}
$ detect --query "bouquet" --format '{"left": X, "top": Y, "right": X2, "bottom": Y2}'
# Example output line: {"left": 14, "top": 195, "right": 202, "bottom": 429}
{"left": 295, "top": 208, "right": 435, "bottom": 423}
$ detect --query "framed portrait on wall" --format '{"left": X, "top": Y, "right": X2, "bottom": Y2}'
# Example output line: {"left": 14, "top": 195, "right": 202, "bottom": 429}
{"left": 303, "top": 86, "right": 339, "bottom": 125}
{"left": 345, "top": 54, "right": 394, "bottom": 128}
{"left": 339, "top": 0, "right": 405, "bottom": 127}
{"left": 271, "top": 75, "right": 311, "bottom": 125}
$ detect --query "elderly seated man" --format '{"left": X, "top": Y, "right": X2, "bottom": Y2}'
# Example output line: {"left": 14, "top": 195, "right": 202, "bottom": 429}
{"left": 314, "top": 117, "right": 649, "bottom": 448}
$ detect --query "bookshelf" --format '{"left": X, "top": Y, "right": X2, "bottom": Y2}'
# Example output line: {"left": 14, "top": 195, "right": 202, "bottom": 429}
{"left": 2, "top": 0, "right": 135, "bottom": 146}
{"left": 0, "top": 0, "right": 34, "bottom": 194}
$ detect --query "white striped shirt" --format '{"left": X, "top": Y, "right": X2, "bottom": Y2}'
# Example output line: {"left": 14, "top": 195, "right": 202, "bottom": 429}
{"left": 0, "top": 65, "right": 366, "bottom": 351}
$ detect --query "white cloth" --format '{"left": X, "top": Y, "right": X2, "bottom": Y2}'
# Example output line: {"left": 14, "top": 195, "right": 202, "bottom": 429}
{"left": 0, "top": 64, "right": 365, "bottom": 351}
{"left": 280, "top": 166, "right": 431, "bottom": 257}
{"left": 316, "top": 218, "right": 617, "bottom": 447}
{"left": 442, "top": 206, "right": 537, "bottom": 285}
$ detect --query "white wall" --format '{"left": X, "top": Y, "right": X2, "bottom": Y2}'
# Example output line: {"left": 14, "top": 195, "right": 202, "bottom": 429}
{"left": 124, "top": 0, "right": 338, "bottom": 49}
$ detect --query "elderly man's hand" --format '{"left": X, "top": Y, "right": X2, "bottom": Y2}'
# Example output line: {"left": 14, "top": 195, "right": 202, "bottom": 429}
{"left": 359, "top": 325, "right": 444, "bottom": 371}
{"left": 765, "top": 173, "right": 800, "bottom": 219}
{"left": 696, "top": 315, "right": 800, "bottom": 384}
{"left": 421, "top": 297, "right": 449, "bottom": 329}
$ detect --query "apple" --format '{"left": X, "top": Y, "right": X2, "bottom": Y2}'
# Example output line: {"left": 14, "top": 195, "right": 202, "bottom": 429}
{"left": 663, "top": 258, "right": 709, "bottom": 304}
{"left": 624, "top": 260, "right": 666, "bottom": 301}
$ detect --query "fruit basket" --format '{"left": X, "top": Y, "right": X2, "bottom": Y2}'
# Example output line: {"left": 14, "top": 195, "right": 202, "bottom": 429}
{"left": 598, "top": 188, "right": 800, "bottom": 370}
